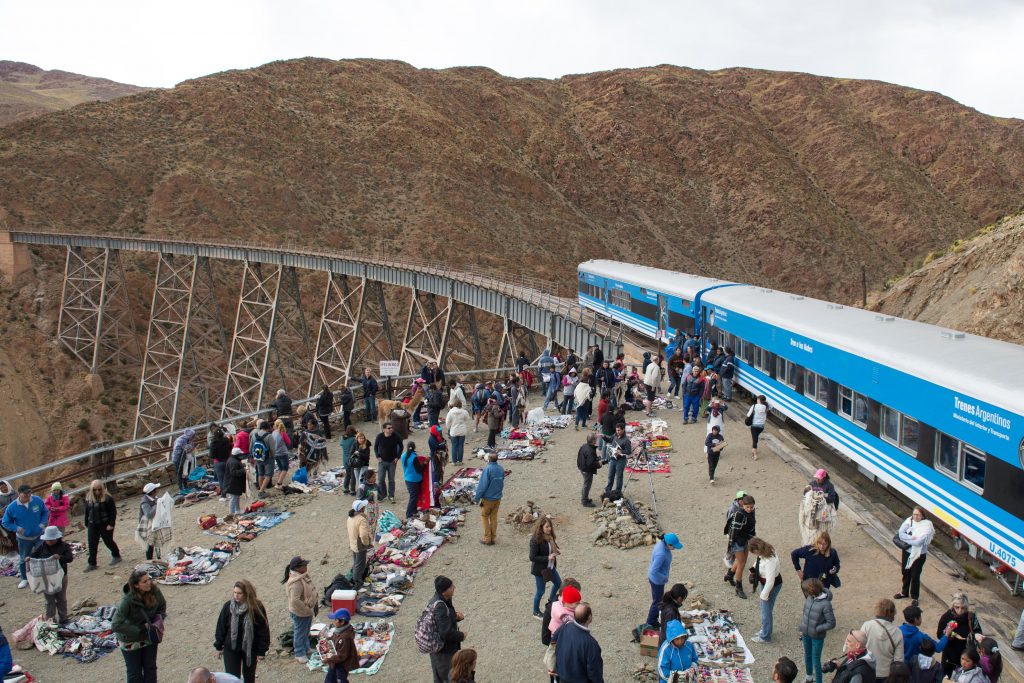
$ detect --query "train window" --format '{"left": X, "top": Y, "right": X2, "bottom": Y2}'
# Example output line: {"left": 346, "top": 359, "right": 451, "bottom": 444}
{"left": 838, "top": 386, "right": 870, "bottom": 428}
{"left": 804, "top": 372, "right": 817, "bottom": 400}
{"left": 962, "top": 447, "right": 986, "bottom": 491}
{"left": 853, "top": 395, "right": 868, "bottom": 427}
{"left": 900, "top": 416, "right": 920, "bottom": 454}
{"left": 839, "top": 386, "right": 853, "bottom": 417}
{"left": 935, "top": 432, "right": 960, "bottom": 476}
{"left": 881, "top": 406, "right": 899, "bottom": 444}
{"left": 815, "top": 376, "right": 828, "bottom": 406}
{"left": 779, "top": 358, "right": 797, "bottom": 388}
{"left": 608, "top": 288, "right": 631, "bottom": 309}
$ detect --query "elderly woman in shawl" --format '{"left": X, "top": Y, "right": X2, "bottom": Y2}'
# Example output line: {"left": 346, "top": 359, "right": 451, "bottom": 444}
{"left": 894, "top": 506, "right": 934, "bottom": 604}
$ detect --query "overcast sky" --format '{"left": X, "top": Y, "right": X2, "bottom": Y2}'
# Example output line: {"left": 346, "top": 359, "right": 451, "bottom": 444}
{"left": 3, "top": 0, "right": 1023, "bottom": 118}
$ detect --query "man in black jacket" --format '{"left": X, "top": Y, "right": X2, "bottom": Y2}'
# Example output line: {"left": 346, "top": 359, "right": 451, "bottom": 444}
{"left": 360, "top": 368, "right": 379, "bottom": 421}
{"left": 374, "top": 424, "right": 403, "bottom": 504}
{"left": 338, "top": 385, "right": 355, "bottom": 430}
{"left": 272, "top": 389, "right": 292, "bottom": 419}
{"left": 427, "top": 575, "right": 465, "bottom": 683}
{"left": 30, "top": 525, "right": 74, "bottom": 623}
{"left": 315, "top": 385, "right": 334, "bottom": 439}
{"left": 576, "top": 434, "right": 602, "bottom": 507}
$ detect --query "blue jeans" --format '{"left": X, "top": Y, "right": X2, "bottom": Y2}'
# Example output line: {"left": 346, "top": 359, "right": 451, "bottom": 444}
{"left": 450, "top": 435, "right": 465, "bottom": 464}
{"left": 533, "top": 569, "right": 562, "bottom": 614}
{"left": 16, "top": 536, "right": 36, "bottom": 580}
{"left": 604, "top": 457, "right": 626, "bottom": 495}
{"left": 757, "top": 581, "right": 783, "bottom": 640}
{"left": 802, "top": 635, "right": 826, "bottom": 683}
{"left": 291, "top": 613, "right": 313, "bottom": 658}
{"left": 721, "top": 377, "right": 733, "bottom": 400}
{"left": 560, "top": 395, "right": 575, "bottom": 415}
{"left": 377, "top": 460, "right": 397, "bottom": 498}
{"left": 575, "top": 404, "right": 589, "bottom": 428}
{"left": 646, "top": 580, "right": 665, "bottom": 626}
{"left": 213, "top": 460, "right": 227, "bottom": 493}
{"left": 683, "top": 394, "right": 699, "bottom": 421}
{"left": 667, "top": 374, "right": 679, "bottom": 397}
{"left": 364, "top": 395, "right": 377, "bottom": 420}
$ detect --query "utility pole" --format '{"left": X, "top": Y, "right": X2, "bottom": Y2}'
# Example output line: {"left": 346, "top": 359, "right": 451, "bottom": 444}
{"left": 861, "top": 265, "right": 868, "bottom": 308}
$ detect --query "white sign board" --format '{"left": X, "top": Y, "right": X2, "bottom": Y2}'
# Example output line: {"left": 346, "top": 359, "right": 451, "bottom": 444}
{"left": 379, "top": 360, "right": 400, "bottom": 377}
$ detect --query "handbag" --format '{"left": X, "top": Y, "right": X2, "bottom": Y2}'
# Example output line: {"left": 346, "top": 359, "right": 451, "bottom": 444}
{"left": 744, "top": 412, "right": 753, "bottom": 427}
{"left": 892, "top": 533, "right": 911, "bottom": 551}
{"left": 145, "top": 612, "right": 165, "bottom": 644}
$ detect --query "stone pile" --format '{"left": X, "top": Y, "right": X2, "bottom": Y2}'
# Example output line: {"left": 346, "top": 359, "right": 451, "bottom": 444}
{"left": 632, "top": 662, "right": 659, "bottom": 681}
{"left": 590, "top": 500, "right": 661, "bottom": 549}
{"left": 505, "top": 501, "right": 545, "bottom": 532}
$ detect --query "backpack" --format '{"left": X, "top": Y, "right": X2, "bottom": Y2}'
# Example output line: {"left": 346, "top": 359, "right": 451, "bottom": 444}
{"left": 250, "top": 432, "right": 270, "bottom": 462}
{"left": 414, "top": 599, "right": 445, "bottom": 654}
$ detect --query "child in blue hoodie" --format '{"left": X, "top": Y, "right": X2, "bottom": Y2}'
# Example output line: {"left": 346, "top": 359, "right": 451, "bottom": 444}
{"left": 658, "top": 620, "right": 698, "bottom": 682}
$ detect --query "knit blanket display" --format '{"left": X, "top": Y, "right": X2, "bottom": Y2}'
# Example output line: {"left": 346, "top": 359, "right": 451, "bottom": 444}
{"left": 31, "top": 605, "right": 119, "bottom": 663}
{"left": 306, "top": 620, "right": 395, "bottom": 676}
{"left": 154, "top": 542, "right": 240, "bottom": 586}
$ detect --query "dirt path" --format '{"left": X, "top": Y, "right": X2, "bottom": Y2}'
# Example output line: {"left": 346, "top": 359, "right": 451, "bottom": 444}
{"left": 3, "top": 398, "right": 1019, "bottom": 682}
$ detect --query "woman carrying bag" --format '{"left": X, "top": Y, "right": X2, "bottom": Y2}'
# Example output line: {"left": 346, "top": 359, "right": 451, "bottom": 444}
{"left": 529, "top": 516, "right": 562, "bottom": 619}
{"left": 214, "top": 579, "right": 270, "bottom": 683}
{"left": 112, "top": 568, "right": 167, "bottom": 683}
{"left": 894, "top": 507, "right": 934, "bottom": 606}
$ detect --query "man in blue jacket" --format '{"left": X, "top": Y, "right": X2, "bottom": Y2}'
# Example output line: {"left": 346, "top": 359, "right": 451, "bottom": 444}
{"left": 474, "top": 453, "right": 505, "bottom": 546}
{"left": 556, "top": 603, "right": 604, "bottom": 683}
{"left": 646, "top": 532, "right": 684, "bottom": 627}
{"left": 1, "top": 484, "right": 49, "bottom": 588}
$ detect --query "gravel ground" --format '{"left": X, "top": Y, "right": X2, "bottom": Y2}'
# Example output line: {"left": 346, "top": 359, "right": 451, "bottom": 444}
{"left": 1, "top": 396, "right": 1011, "bottom": 682}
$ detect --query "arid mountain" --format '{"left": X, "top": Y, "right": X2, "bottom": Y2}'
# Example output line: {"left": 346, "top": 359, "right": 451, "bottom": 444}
{"left": 0, "top": 60, "right": 149, "bottom": 126}
{"left": 0, "top": 58, "right": 1023, "bottom": 300}
{"left": 873, "top": 211, "right": 1024, "bottom": 344}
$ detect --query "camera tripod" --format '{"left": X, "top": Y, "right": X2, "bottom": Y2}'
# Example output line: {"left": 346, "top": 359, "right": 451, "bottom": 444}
{"left": 620, "top": 440, "right": 660, "bottom": 520}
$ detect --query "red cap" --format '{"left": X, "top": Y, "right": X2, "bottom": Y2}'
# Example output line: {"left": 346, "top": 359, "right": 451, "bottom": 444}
{"left": 562, "top": 586, "right": 581, "bottom": 604}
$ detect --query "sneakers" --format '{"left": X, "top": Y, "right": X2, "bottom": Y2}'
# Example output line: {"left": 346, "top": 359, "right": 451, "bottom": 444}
{"left": 709, "top": 479, "right": 716, "bottom": 485}
{"left": 17, "top": 579, "right": 28, "bottom": 589}
{"left": 750, "top": 635, "right": 768, "bottom": 643}
{"left": 532, "top": 611, "right": 543, "bottom": 620}
{"left": 389, "top": 496, "right": 396, "bottom": 504}
{"left": 218, "top": 496, "right": 227, "bottom": 502}
{"left": 84, "top": 564, "right": 97, "bottom": 573}
{"left": 109, "top": 556, "right": 122, "bottom": 566}
{"left": 893, "top": 592, "right": 909, "bottom": 600}
{"left": 294, "top": 655, "right": 309, "bottom": 663}
{"left": 582, "top": 500, "right": 596, "bottom": 508}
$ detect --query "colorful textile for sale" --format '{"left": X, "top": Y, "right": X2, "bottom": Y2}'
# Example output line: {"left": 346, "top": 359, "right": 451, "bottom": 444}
{"left": 156, "top": 542, "right": 240, "bottom": 585}
{"left": 439, "top": 467, "right": 483, "bottom": 505}
{"left": 307, "top": 620, "right": 395, "bottom": 675}
{"left": 203, "top": 509, "right": 293, "bottom": 541}
{"left": 372, "top": 508, "right": 464, "bottom": 569}
{"left": 696, "top": 665, "right": 756, "bottom": 683}
{"left": 356, "top": 565, "right": 415, "bottom": 617}
{"left": 33, "top": 605, "right": 119, "bottom": 663}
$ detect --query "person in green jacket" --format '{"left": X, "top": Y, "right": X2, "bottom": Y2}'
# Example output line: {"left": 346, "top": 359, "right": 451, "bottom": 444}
{"left": 112, "top": 568, "right": 167, "bottom": 683}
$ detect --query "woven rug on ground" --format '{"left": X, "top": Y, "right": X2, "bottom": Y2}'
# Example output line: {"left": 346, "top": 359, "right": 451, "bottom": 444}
{"left": 306, "top": 620, "right": 395, "bottom": 675}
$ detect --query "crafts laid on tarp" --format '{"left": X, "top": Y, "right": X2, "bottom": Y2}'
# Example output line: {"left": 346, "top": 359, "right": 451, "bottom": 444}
{"left": 203, "top": 508, "right": 293, "bottom": 542}
{"left": 31, "top": 605, "right": 119, "bottom": 663}
{"left": 682, "top": 610, "right": 755, "bottom": 666}
{"left": 696, "top": 665, "right": 756, "bottom": 683}
{"left": 357, "top": 565, "right": 415, "bottom": 617}
{"left": 155, "top": 542, "right": 239, "bottom": 585}
{"left": 306, "top": 620, "right": 395, "bottom": 675}
{"left": 625, "top": 419, "right": 674, "bottom": 474}
{"left": 372, "top": 507, "right": 465, "bottom": 569}
{"left": 439, "top": 467, "right": 484, "bottom": 505}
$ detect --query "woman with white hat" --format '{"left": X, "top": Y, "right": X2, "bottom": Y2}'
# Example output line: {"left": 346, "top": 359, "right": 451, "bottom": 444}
{"left": 347, "top": 499, "right": 372, "bottom": 590}
{"left": 44, "top": 482, "right": 70, "bottom": 532}
{"left": 29, "top": 525, "right": 74, "bottom": 623}
{"left": 136, "top": 482, "right": 161, "bottom": 561}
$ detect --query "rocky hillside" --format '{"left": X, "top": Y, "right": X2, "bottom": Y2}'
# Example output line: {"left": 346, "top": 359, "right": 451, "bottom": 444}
{"left": 1, "top": 58, "right": 1023, "bottom": 301}
{"left": 873, "top": 211, "right": 1024, "bottom": 344}
{"left": 0, "top": 60, "right": 149, "bottom": 126}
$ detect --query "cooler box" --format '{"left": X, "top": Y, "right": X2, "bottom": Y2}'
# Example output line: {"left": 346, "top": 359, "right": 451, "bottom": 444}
{"left": 331, "top": 589, "right": 356, "bottom": 614}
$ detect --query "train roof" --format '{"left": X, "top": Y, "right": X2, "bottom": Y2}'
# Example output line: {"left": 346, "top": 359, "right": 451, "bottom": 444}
{"left": 578, "top": 260, "right": 735, "bottom": 300}
{"left": 701, "top": 285, "right": 1024, "bottom": 417}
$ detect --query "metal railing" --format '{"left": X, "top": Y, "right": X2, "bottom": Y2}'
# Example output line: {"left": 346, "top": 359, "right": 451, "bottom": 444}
{"left": 6, "top": 365, "right": 536, "bottom": 496}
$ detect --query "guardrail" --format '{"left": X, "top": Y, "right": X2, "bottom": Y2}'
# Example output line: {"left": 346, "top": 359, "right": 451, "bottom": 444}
{"left": 6, "top": 365, "right": 537, "bottom": 496}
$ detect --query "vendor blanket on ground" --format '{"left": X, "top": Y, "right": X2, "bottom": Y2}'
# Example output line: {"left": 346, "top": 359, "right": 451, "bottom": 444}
{"left": 30, "top": 605, "right": 119, "bottom": 663}
{"left": 202, "top": 509, "right": 293, "bottom": 541}
{"left": 306, "top": 620, "right": 395, "bottom": 675}
{"left": 152, "top": 542, "right": 240, "bottom": 585}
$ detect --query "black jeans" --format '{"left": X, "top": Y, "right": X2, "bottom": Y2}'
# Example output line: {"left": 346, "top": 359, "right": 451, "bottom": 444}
{"left": 581, "top": 471, "right": 594, "bottom": 502}
{"left": 405, "top": 480, "right": 421, "bottom": 519}
{"left": 87, "top": 525, "right": 121, "bottom": 566}
{"left": 707, "top": 450, "right": 721, "bottom": 480}
{"left": 430, "top": 651, "right": 453, "bottom": 683}
{"left": 223, "top": 646, "right": 258, "bottom": 683}
{"left": 487, "top": 428, "right": 498, "bottom": 447}
{"left": 121, "top": 643, "right": 158, "bottom": 683}
{"left": 318, "top": 412, "right": 333, "bottom": 439}
{"left": 901, "top": 551, "right": 926, "bottom": 600}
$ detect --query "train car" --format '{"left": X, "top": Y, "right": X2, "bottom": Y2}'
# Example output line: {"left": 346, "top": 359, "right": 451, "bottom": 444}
{"left": 579, "top": 260, "right": 1024, "bottom": 584}
{"left": 577, "top": 260, "right": 736, "bottom": 340}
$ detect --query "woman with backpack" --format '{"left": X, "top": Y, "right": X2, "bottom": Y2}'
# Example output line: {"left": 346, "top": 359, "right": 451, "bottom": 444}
{"left": 529, "top": 516, "right": 562, "bottom": 620}
{"left": 29, "top": 525, "right": 74, "bottom": 624}
{"left": 214, "top": 579, "right": 270, "bottom": 683}
{"left": 402, "top": 441, "right": 426, "bottom": 519}
{"left": 746, "top": 395, "right": 768, "bottom": 460}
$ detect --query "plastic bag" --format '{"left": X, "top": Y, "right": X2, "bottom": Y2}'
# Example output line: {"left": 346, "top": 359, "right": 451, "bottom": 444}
{"left": 526, "top": 407, "right": 545, "bottom": 425}
{"left": 188, "top": 466, "right": 207, "bottom": 482}
{"left": 12, "top": 615, "right": 41, "bottom": 650}
{"left": 291, "top": 467, "right": 308, "bottom": 485}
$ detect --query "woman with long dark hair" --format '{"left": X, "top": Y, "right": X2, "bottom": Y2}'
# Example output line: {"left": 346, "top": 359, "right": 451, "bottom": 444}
{"left": 112, "top": 568, "right": 167, "bottom": 683}
{"left": 449, "top": 648, "right": 478, "bottom": 683}
{"left": 724, "top": 495, "right": 756, "bottom": 598}
{"left": 214, "top": 579, "right": 270, "bottom": 683}
{"left": 401, "top": 441, "right": 425, "bottom": 519}
{"left": 529, "top": 516, "right": 562, "bottom": 619}
{"left": 657, "top": 584, "right": 689, "bottom": 645}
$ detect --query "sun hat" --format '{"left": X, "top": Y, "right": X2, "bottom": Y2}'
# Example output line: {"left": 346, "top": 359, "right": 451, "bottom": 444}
{"left": 352, "top": 500, "right": 368, "bottom": 513}
{"left": 328, "top": 608, "right": 351, "bottom": 621}
{"left": 143, "top": 483, "right": 160, "bottom": 494}
{"left": 40, "top": 526, "right": 63, "bottom": 541}
{"left": 664, "top": 533, "right": 683, "bottom": 550}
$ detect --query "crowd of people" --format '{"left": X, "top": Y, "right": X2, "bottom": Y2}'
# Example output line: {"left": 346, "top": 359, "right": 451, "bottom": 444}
{"left": 1, "top": 345, "right": 1023, "bottom": 683}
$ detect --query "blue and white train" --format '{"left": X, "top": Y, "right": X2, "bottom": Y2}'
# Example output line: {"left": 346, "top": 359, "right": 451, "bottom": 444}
{"left": 579, "top": 259, "right": 1024, "bottom": 580}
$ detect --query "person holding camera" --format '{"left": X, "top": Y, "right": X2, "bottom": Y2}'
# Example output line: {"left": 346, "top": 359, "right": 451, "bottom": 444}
{"left": 602, "top": 422, "right": 631, "bottom": 500}
{"left": 576, "top": 433, "right": 602, "bottom": 508}
{"left": 821, "top": 630, "right": 876, "bottom": 683}
{"left": 705, "top": 425, "right": 726, "bottom": 484}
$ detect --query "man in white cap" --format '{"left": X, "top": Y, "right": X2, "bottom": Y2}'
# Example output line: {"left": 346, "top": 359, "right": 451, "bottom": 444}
{"left": 29, "top": 525, "right": 74, "bottom": 623}
{"left": 346, "top": 499, "right": 372, "bottom": 590}
{"left": 139, "top": 483, "right": 161, "bottom": 560}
